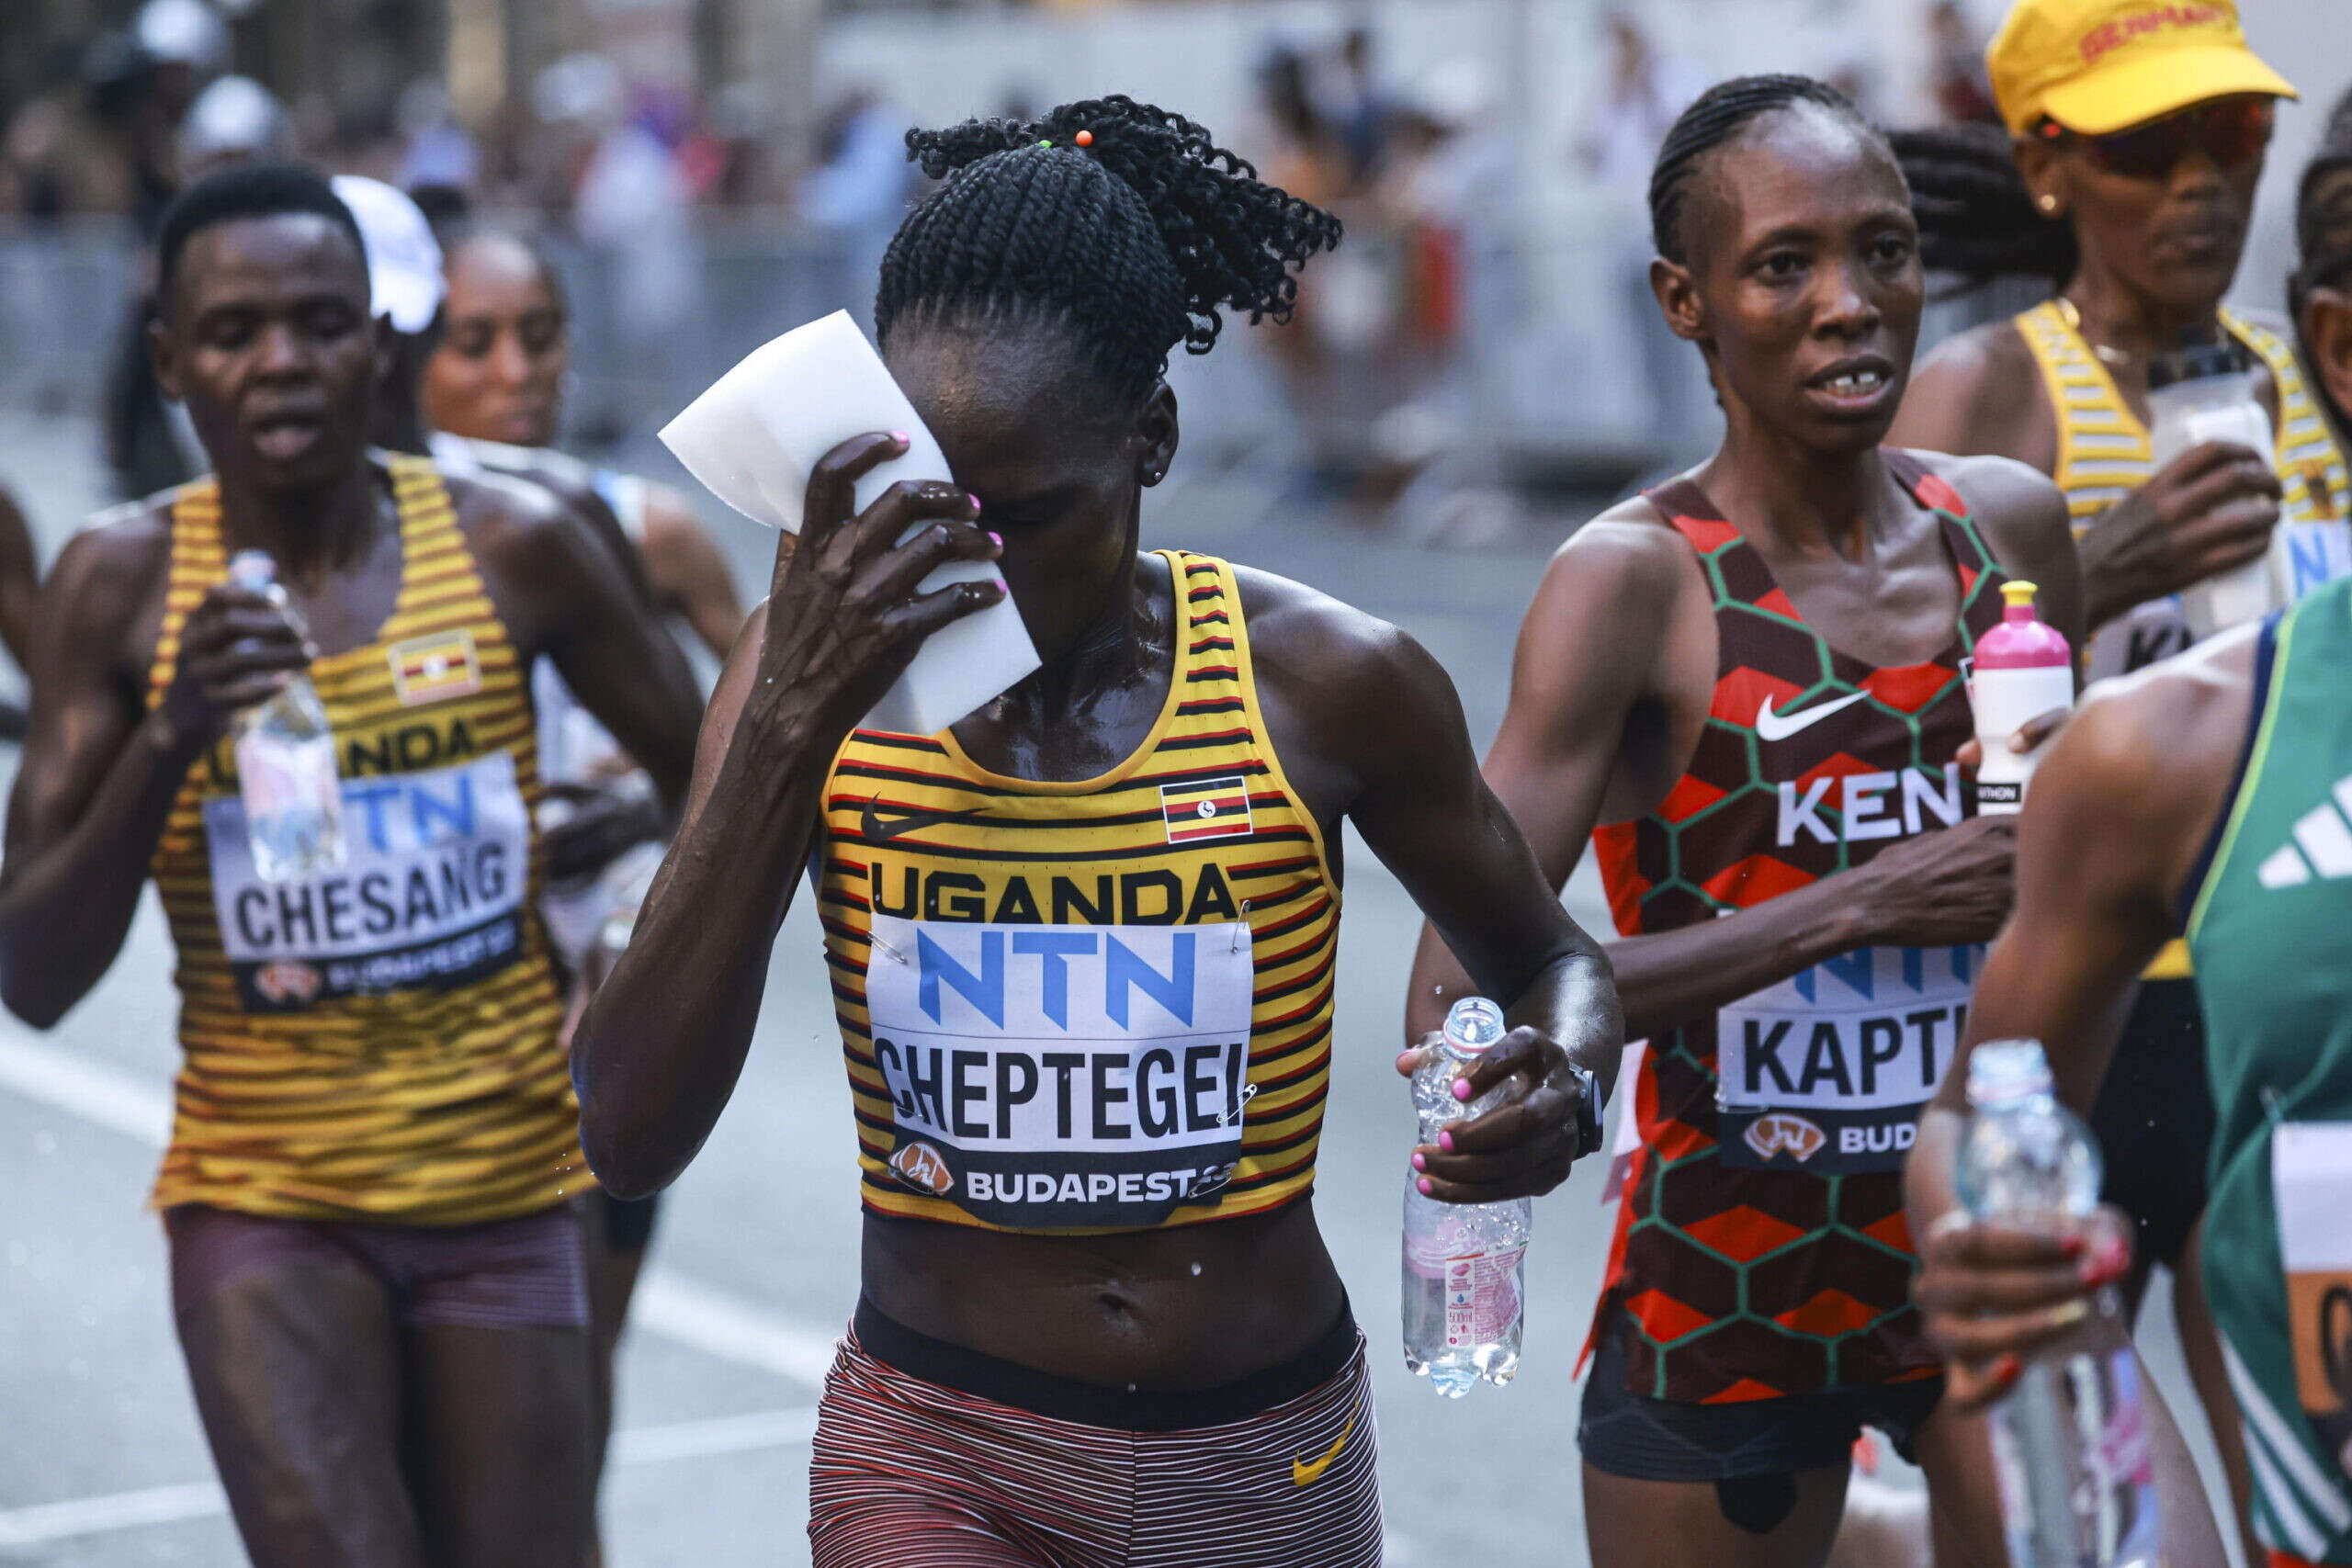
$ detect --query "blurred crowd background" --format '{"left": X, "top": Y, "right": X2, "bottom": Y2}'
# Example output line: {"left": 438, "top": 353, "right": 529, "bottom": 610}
{"left": 2, "top": 0, "right": 2347, "bottom": 542}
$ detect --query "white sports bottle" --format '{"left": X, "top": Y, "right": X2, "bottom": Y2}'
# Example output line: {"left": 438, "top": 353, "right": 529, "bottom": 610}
{"left": 1969, "top": 580, "right": 2074, "bottom": 815}
{"left": 1402, "top": 996, "right": 1532, "bottom": 1396}
{"left": 226, "top": 551, "right": 346, "bottom": 884}
{"left": 2145, "top": 341, "right": 2277, "bottom": 639}
{"left": 1955, "top": 1040, "right": 2157, "bottom": 1568}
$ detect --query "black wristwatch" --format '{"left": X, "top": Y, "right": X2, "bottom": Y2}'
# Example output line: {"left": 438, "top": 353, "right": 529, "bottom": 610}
{"left": 1566, "top": 1061, "right": 1603, "bottom": 1160}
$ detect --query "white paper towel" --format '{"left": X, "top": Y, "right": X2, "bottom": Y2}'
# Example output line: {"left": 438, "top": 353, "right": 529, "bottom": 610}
{"left": 659, "top": 310, "right": 1040, "bottom": 736}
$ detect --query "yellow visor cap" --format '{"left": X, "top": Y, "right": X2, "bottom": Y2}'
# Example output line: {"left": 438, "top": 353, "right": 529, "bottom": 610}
{"left": 1986, "top": 0, "right": 2295, "bottom": 136}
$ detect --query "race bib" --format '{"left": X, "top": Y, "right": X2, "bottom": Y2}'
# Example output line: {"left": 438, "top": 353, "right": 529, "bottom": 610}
{"left": 865, "top": 914, "right": 1254, "bottom": 1228}
{"left": 1715, "top": 942, "right": 1983, "bottom": 1172}
{"left": 2274, "top": 1122, "right": 2352, "bottom": 1483}
{"left": 201, "top": 753, "right": 530, "bottom": 1010}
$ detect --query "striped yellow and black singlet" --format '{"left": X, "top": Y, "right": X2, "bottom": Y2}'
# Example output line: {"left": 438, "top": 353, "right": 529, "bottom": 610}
{"left": 2018, "top": 299, "right": 2352, "bottom": 979}
{"left": 146, "top": 456, "right": 582, "bottom": 1224}
{"left": 2016, "top": 299, "right": 2349, "bottom": 533}
{"left": 820, "top": 551, "right": 1340, "bottom": 1235}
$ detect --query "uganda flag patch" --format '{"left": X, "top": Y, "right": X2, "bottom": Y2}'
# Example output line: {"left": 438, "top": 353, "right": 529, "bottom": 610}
{"left": 387, "top": 628, "right": 483, "bottom": 706}
{"left": 1160, "top": 775, "right": 1252, "bottom": 844}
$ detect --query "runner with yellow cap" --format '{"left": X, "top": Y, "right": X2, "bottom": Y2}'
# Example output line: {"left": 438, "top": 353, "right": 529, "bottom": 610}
{"left": 1888, "top": 3, "right": 2341, "bottom": 1559}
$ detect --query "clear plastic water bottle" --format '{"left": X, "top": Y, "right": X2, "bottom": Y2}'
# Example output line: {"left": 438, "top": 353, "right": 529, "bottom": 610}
{"left": 1402, "top": 996, "right": 1532, "bottom": 1396}
{"left": 1955, "top": 1040, "right": 2158, "bottom": 1568}
{"left": 226, "top": 551, "right": 345, "bottom": 884}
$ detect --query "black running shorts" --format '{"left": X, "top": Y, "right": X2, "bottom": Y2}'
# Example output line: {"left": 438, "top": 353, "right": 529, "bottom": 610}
{"left": 1578, "top": 1306, "right": 1943, "bottom": 1483}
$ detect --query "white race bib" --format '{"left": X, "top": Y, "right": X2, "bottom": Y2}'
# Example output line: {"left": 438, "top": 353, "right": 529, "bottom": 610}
{"left": 201, "top": 752, "right": 530, "bottom": 1010}
{"left": 864, "top": 914, "right": 1254, "bottom": 1228}
{"left": 2274, "top": 1122, "right": 2352, "bottom": 1481}
{"left": 1716, "top": 942, "right": 1983, "bottom": 1172}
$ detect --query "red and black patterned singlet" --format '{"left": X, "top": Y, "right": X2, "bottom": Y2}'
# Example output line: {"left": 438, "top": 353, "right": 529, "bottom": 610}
{"left": 1590, "top": 450, "right": 2009, "bottom": 1404}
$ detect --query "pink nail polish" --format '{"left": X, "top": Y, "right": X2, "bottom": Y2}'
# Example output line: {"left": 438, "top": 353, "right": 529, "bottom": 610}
{"left": 1439, "top": 1131, "right": 1455, "bottom": 1154}
{"left": 1410, "top": 1153, "right": 1427, "bottom": 1172}
{"left": 992, "top": 576, "right": 1008, "bottom": 592}
{"left": 969, "top": 494, "right": 984, "bottom": 513}
{"left": 889, "top": 431, "right": 910, "bottom": 444}
{"left": 1417, "top": 1178, "right": 1434, "bottom": 1196}
{"left": 988, "top": 531, "right": 1002, "bottom": 548}
{"left": 1452, "top": 1078, "right": 1474, "bottom": 1101}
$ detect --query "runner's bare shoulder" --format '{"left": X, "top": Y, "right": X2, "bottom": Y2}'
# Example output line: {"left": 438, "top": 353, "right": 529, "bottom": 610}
{"left": 1905, "top": 448, "right": 2068, "bottom": 541}
{"left": 1226, "top": 562, "right": 1472, "bottom": 785}
{"left": 439, "top": 468, "right": 621, "bottom": 653}
{"left": 442, "top": 465, "right": 607, "bottom": 580}
{"left": 1227, "top": 561, "right": 1438, "bottom": 702}
{"left": 49, "top": 491, "right": 179, "bottom": 681}
{"left": 1893, "top": 317, "right": 2052, "bottom": 464}
{"left": 1546, "top": 490, "right": 1700, "bottom": 609}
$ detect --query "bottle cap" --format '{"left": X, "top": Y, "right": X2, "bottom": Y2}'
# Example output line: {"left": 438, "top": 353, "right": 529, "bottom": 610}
{"left": 1965, "top": 1039, "right": 2053, "bottom": 1106}
{"left": 2147, "top": 341, "right": 2249, "bottom": 392}
{"left": 2000, "top": 581, "right": 2038, "bottom": 610}
{"left": 227, "top": 548, "right": 277, "bottom": 591}
{"left": 1442, "top": 996, "right": 1507, "bottom": 1055}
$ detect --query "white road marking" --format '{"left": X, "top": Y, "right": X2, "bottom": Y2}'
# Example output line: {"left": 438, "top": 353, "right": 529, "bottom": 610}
{"left": 631, "top": 1271, "right": 842, "bottom": 1386}
{"left": 0, "top": 1406, "right": 820, "bottom": 1549}
{"left": 0, "top": 1482, "right": 226, "bottom": 1551}
{"left": 0, "top": 1028, "right": 839, "bottom": 1385}
{"left": 0, "top": 1031, "right": 172, "bottom": 1145}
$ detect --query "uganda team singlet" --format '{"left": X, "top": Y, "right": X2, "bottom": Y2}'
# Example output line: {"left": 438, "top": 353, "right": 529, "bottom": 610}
{"left": 819, "top": 552, "right": 1340, "bottom": 1234}
{"left": 1590, "top": 452, "right": 2008, "bottom": 1403}
{"left": 2016, "top": 299, "right": 2352, "bottom": 683}
{"left": 147, "top": 456, "right": 579, "bottom": 1224}
{"left": 2014, "top": 301, "right": 2352, "bottom": 988}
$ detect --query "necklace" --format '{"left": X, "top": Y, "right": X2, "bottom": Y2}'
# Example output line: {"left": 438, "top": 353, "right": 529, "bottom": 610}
{"left": 2054, "top": 297, "right": 2135, "bottom": 368}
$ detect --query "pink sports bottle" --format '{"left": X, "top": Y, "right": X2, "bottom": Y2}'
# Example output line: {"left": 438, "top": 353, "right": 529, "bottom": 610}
{"left": 1970, "top": 581, "right": 2074, "bottom": 815}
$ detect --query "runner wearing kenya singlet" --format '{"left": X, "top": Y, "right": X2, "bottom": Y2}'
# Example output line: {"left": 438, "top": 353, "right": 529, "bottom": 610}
{"left": 1403, "top": 75, "right": 2080, "bottom": 1567}
{"left": 572, "top": 98, "right": 1621, "bottom": 1566}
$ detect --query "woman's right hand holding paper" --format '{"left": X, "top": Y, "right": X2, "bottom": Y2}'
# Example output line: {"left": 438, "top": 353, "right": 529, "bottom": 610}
{"left": 753, "top": 432, "right": 1003, "bottom": 745}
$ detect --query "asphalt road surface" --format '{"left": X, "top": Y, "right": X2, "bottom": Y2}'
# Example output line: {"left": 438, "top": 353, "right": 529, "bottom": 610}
{"left": 0, "top": 408, "right": 2231, "bottom": 1567}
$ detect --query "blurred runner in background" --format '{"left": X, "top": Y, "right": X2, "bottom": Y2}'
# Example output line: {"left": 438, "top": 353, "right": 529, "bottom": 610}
{"left": 332, "top": 172, "right": 719, "bottom": 1540}
{"left": 0, "top": 163, "right": 701, "bottom": 1567}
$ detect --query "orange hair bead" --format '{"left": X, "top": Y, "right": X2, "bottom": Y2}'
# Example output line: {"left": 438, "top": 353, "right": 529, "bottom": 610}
{"left": 1074, "top": 130, "right": 1094, "bottom": 148}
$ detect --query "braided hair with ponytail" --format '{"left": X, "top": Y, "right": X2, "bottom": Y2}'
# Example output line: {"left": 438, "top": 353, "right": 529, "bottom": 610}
{"left": 876, "top": 97, "right": 1341, "bottom": 406}
{"left": 1891, "top": 121, "right": 2077, "bottom": 292}
{"left": 1648, "top": 74, "right": 1875, "bottom": 265}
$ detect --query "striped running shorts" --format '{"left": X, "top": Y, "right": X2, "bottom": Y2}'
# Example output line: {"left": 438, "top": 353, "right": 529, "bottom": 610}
{"left": 808, "top": 1299, "right": 1383, "bottom": 1567}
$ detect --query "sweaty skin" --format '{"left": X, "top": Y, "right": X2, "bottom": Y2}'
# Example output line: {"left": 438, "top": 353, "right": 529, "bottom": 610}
{"left": 1888, "top": 99, "right": 2284, "bottom": 635}
{"left": 1405, "top": 101, "right": 2079, "bottom": 1568}
{"left": 572, "top": 320, "right": 1623, "bottom": 1393}
{"left": 425, "top": 232, "right": 746, "bottom": 661}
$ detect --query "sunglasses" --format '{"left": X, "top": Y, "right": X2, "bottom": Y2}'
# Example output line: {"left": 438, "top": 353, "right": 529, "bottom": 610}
{"left": 2038, "top": 97, "right": 2276, "bottom": 180}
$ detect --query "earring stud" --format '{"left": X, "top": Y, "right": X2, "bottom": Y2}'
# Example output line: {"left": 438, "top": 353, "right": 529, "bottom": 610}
{"left": 2038, "top": 193, "right": 2059, "bottom": 214}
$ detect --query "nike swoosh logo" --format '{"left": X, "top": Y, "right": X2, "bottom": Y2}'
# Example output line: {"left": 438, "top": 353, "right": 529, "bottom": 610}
{"left": 1291, "top": 1416, "right": 1355, "bottom": 1487}
{"left": 860, "top": 796, "right": 989, "bottom": 842}
{"left": 1754, "top": 689, "right": 1869, "bottom": 742}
